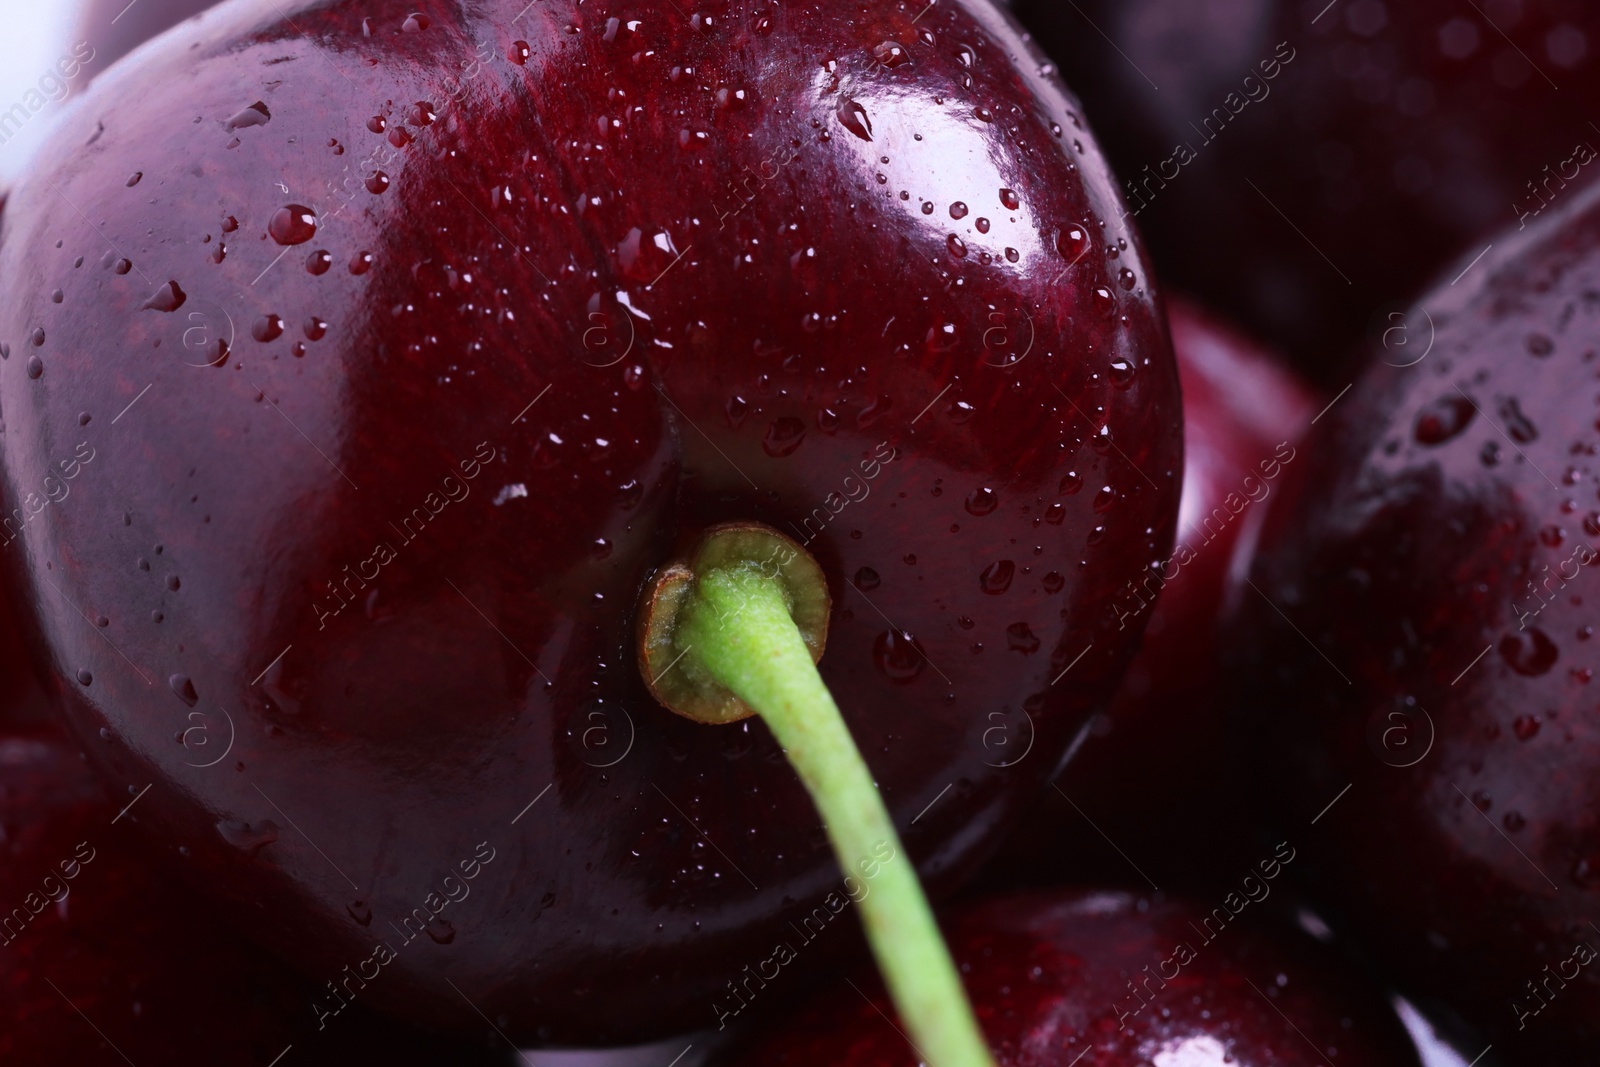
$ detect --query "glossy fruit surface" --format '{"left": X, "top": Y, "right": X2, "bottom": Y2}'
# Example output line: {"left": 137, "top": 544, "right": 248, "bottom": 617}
{"left": 0, "top": 0, "right": 1180, "bottom": 1043}
{"left": 728, "top": 888, "right": 1421, "bottom": 1066}
{"left": 0, "top": 719, "right": 493, "bottom": 1064}
{"left": 74, "top": 0, "right": 217, "bottom": 78}
{"left": 1233, "top": 178, "right": 1600, "bottom": 1059}
{"left": 990, "top": 298, "right": 1314, "bottom": 890}
{"left": 1015, "top": 0, "right": 1600, "bottom": 384}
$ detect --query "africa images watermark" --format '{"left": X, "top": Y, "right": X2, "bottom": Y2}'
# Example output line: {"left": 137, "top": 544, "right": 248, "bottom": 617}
{"left": 1515, "top": 137, "right": 1598, "bottom": 229}
{"left": 1109, "top": 841, "right": 1297, "bottom": 1030}
{"left": 1118, "top": 41, "right": 1297, "bottom": 219}
{"left": 0, "top": 42, "right": 97, "bottom": 149}
{"left": 311, "top": 839, "right": 498, "bottom": 1030}
{"left": 711, "top": 840, "right": 897, "bottom": 1030}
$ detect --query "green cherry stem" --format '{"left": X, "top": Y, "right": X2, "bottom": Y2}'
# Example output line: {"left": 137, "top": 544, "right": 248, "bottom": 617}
{"left": 636, "top": 523, "right": 994, "bottom": 1067}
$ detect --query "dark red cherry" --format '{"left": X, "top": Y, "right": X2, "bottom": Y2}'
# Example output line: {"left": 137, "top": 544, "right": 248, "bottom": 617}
{"left": 1017, "top": 0, "right": 1600, "bottom": 385}
{"left": 728, "top": 888, "right": 1422, "bottom": 1066}
{"left": 0, "top": 0, "right": 1180, "bottom": 1044}
{"left": 1233, "top": 180, "right": 1600, "bottom": 1059}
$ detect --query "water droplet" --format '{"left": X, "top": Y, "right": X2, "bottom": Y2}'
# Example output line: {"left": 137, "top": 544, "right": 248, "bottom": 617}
{"left": 817, "top": 408, "right": 839, "bottom": 434}
{"left": 216, "top": 818, "right": 279, "bottom": 856}
{"left": 1005, "top": 622, "right": 1040, "bottom": 654}
{"left": 965, "top": 487, "right": 998, "bottom": 516}
{"left": 141, "top": 280, "right": 187, "bottom": 313}
{"left": 426, "top": 917, "right": 455, "bottom": 943}
{"left": 873, "top": 629, "right": 925, "bottom": 682}
{"left": 1093, "top": 485, "right": 1116, "bottom": 513}
{"left": 365, "top": 171, "right": 391, "bottom": 194}
{"left": 1512, "top": 714, "right": 1541, "bottom": 740}
{"left": 1503, "top": 810, "right": 1526, "bottom": 832}
{"left": 1043, "top": 571, "right": 1064, "bottom": 592}
{"left": 949, "top": 202, "right": 968, "bottom": 220}
{"left": 225, "top": 101, "right": 271, "bottom": 131}
{"left": 307, "top": 249, "right": 332, "bottom": 275}
{"left": 303, "top": 316, "right": 328, "bottom": 341}
{"left": 1414, "top": 395, "right": 1475, "bottom": 444}
{"left": 166, "top": 575, "right": 181, "bottom": 592}
{"left": 999, "top": 188, "right": 1020, "bottom": 210}
{"left": 169, "top": 673, "right": 199, "bottom": 707}
{"left": 980, "top": 560, "right": 1015, "bottom": 594}
{"left": 1109, "top": 358, "right": 1135, "bottom": 386}
{"left": 25, "top": 356, "right": 42, "bottom": 380}
{"left": 1090, "top": 286, "right": 1116, "bottom": 318}
{"left": 402, "top": 12, "right": 430, "bottom": 32}
{"left": 1057, "top": 224, "right": 1089, "bottom": 261}
{"left": 1059, "top": 471, "right": 1083, "bottom": 495}
{"left": 347, "top": 900, "right": 373, "bottom": 926}
{"left": 1499, "top": 629, "right": 1558, "bottom": 676}
{"left": 1499, "top": 397, "right": 1537, "bottom": 442}
{"left": 854, "top": 567, "right": 880, "bottom": 590}
{"left": 350, "top": 251, "right": 374, "bottom": 275}
{"left": 1526, "top": 333, "right": 1554, "bottom": 357}
{"left": 836, "top": 98, "right": 873, "bottom": 141}
{"left": 125, "top": 172, "right": 142, "bottom": 187}
{"left": 1118, "top": 267, "right": 1137, "bottom": 290}
{"left": 113, "top": 258, "right": 132, "bottom": 275}
{"left": 947, "top": 234, "right": 968, "bottom": 258}
{"left": 510, "top": 40, "right": 532, "bottom": 64}
{"left": 268, "top": 205, "right": 317, "bottom": 245}
{"left": 763, "top": 417, "right": 806, "bottom": 457}
{"left": 367, "top": 114, "right": 387, "bottom": 134}
{"left": 975, "top": 218, "right": 990, "bottom": 234}
{"left": 725, "top": 395, "right": 747, "bottom": 428}
{"left": 874, "top": 40, "right": 909, "bottom": 66}
{"left": 252, "top": 314, "right": 284, "bottom": 343}
{"left": 76, "top": 669, "right": 92, "bottom": 685}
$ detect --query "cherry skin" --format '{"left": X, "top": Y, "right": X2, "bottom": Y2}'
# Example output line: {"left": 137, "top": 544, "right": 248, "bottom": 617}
{"left": 73, "top": 0, "right": 217, "bottom": 78}
{"left": 1233, "top": 180, "right": 1600, "bottom": 1058}
{"left": 1014, "top": 0, "right": 1600, "bottom": 385}
{"left": 728, "top": 888, "right": 1422, "bottom": 1066}
{"left": 988, "top": 298, "right": 1315, "bottom": 891}
{"left": 0, "top": 0, "right": 1181, "bottom": 1044}
{"left": 0, "top": 718, "right": 495, "bottom": 1064}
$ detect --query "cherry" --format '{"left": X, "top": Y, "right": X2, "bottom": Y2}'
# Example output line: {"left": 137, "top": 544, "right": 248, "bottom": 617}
{"left": 1015, "top": 0, "right": 1600, "bottom": 385}
{"left": 988, "top": 297, "right": 1315, "bottom": 891}
{"left": 0, "top": 0, "right": 1180, "bottom": 1045}
{"left": 727, "top": 887, "right": 1422, "bottom": 1065}
{"left": 0, "top": 718, "right": 493, "bottom": 1064}
{"left": 1233, "top": 181, "right": 1600, "bottom": 1058}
